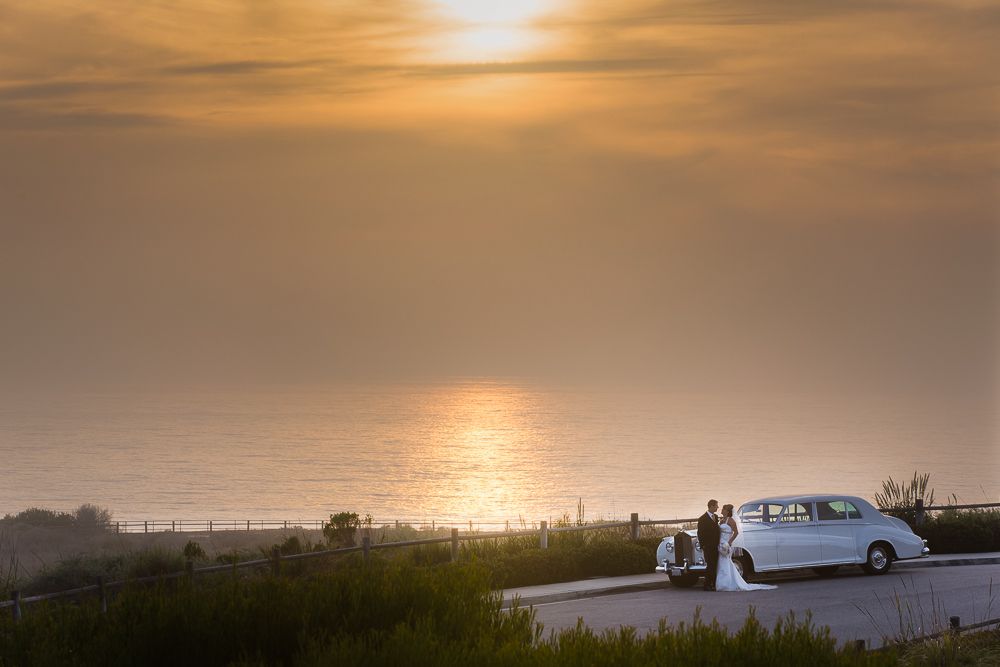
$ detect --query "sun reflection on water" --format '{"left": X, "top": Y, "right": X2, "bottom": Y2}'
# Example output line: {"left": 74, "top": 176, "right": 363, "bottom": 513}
{"left": 403, "top": 380, "right": 551, "bottom": 523}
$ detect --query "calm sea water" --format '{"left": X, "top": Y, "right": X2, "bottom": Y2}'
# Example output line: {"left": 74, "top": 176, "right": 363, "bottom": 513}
{"left": 1, "top": 381, "right": 997, "bottom": 524}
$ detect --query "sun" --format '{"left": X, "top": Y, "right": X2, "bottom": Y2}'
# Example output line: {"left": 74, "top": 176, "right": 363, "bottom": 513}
{"left": 426, "top": 0, "right": 564, "bottom": 60}
{"left": 432, "top": 0, "right": 554, "bottom": 25}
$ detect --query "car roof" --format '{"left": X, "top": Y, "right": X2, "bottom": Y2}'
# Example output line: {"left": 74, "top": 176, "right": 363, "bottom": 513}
{"left": 739, "top": 494, "right": 874, "bottom": 507}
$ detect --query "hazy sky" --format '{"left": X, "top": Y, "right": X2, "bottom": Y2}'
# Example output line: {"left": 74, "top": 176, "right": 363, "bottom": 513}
{"left": 1, "top": 0, "right": 997, "bottom": 393}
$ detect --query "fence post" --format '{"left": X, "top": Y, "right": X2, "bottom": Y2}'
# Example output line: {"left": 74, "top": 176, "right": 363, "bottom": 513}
{"left": 271, "top": 546, "right": 281, "bottom": 576}
{"left": 97, "top": 576, "right": 107, "bottom": 614}
{"left": 172, "top": 520, "right": 176, "bottom": 532}
{"left": 10, "top": 590, "right": 20, "bottom": 623}
{"left": 950, "top": 616, "right": 960, "bottom": 633}
{"left": 853, "top": 639, "right": 866, "bottom": 651}
{"left": 209, "top": 520, "right": 213, "bottom": 533}
{"left": 284, "top": 520, "right": 288, "bottom": 529}
{"left": 630, "top": 513, "right": 640, "bottom": 540}
{"left": 144, "top": 521, "right": 148, "bottom": 534}
{"left": 362, "top": 535, "right": 371, "bottom": 562}
{"left": 115, "top": 521, "right": 120, "bottom": 533}
{"left": 247, "top": 520, "right": 250, "bottom": 531}
{"left": 915, "top": 498, "right": 925, "bottom": 526}
{"left": 540, "top": 520, "right": 548, "bottom": 549}
{"left": 451, "top": 528, "right": 459, "bottom": 562}
{"left": 395, "top": 520, "right": 399, "bottom": 529}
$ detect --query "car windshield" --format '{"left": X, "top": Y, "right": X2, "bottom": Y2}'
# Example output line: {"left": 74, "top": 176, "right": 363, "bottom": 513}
{"left": 738, "top": 502, "right": 784, "bottom": 524}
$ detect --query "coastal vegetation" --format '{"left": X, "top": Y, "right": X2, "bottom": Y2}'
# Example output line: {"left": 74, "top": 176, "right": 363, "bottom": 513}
{"left": 0, "top": 558, "right": 897, "bottom": 666}
{"left": 1, "top": 483, "right": 998, "bottom": 664}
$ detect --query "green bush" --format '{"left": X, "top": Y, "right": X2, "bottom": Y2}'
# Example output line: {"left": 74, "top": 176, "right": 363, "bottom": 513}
{"left": 73, "top": 504, "right": 112, "bottom": 532}
{"left": 918, "top": 509, "right": 1000, "bottom": 554}
{"left": 477, "top": 539, "right": 655, "bottom": 589}
{"left": 183, "top": 540, "right": 207, "bottom": 560}
{"left": 0, "top": 507, "right": 75, "bottom": 528}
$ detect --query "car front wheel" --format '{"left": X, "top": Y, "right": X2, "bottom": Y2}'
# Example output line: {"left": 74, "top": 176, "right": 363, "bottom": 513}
{"left": 862, "top": 543, "right": 893, "bottom": 575}
{"left": 667, "top": 573, "right": 699, "bottom": 588}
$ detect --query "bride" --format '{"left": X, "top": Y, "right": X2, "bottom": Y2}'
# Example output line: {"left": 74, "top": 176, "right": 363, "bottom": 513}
{"left": 715, "top": 504, "right": 777, "bottom": 592}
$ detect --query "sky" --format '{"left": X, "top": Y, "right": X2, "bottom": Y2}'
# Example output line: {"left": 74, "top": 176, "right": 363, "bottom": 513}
{"left": 0, "top": 0, "right": 997, "bottom": 395}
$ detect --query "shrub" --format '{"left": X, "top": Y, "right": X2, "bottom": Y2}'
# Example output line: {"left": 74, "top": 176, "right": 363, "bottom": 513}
{"left": 323, "top": 512, "right": 361, "bottom": 547}
{"left": 183, "top": 540, "right": 207, "bottom": 560}
{"left": 918, "top": 509, "right": 1000, "bottom": 554}
{"left": 127, "top": 549, "right": 185, "bottom": 579}
{"left": 73, "top": 504, "right": 112, "bottom": 531}
{"left": 1, "top": 507, "right": 75, "bottom": 528}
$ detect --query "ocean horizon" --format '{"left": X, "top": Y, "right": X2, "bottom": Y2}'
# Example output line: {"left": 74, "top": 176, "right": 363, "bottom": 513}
{"left": 3, "top": 379, "right": 997, "bottom": 524}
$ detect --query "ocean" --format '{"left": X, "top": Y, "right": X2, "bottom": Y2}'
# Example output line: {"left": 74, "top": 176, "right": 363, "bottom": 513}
{"left": 2, "top": 380, "right": 996, "bottom": 525}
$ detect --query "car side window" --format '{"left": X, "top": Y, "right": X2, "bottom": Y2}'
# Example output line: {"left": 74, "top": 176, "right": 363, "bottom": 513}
{"left": 816, "top": 501, "right": 847, "bottom": 521}
{"left": 739, "top": 503, "right": 784, "bottom": 524}
{"left": 844, "top": 501, "right": 862, "bottom": 519}
{"left": 780, "top": 503, "right": 813, "bottom": 522}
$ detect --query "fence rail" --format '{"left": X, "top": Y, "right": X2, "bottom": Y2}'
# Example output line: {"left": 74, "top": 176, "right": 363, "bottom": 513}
{"left": 103, "top": 517, "right": 696, "bottom": 534}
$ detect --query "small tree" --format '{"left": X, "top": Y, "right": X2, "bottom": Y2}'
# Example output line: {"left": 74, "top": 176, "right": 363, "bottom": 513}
{"left": 74, "top": 504, "right": 113, "bottom": 531}
{"left": 323, "top": 512, "right": 360, "bottom": 547}
{"left": 183, "top": 540, "right": 207, "bottom": 560}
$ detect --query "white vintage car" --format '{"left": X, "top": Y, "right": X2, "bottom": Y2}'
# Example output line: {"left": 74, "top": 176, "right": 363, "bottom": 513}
{"left": 655, "top": 494, "right": 929, "bottom": 587}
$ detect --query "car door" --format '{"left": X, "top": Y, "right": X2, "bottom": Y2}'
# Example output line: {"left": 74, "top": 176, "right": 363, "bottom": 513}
{"left": 774, "top": 502, "right": 821, "bottom": 568}
{"left": 815, "top": 500, "right": 859, "bottom": 564}
{"left": 736, "top": 502, "right": 782, "bottom": 570}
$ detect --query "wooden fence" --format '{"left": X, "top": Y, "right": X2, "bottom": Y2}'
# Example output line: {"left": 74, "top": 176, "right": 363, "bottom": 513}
{"left": 1, "top": 514, "right": 698, "bottom": 621}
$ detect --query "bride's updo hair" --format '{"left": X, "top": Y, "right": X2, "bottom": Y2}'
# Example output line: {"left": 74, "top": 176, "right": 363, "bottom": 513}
{"left": 722, "top": 504, "right": 734, "bottom": 518}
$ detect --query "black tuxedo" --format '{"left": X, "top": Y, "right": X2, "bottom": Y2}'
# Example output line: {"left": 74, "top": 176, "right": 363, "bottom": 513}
{"left": 697, "top": 511, "right": 721, "bottom": 590}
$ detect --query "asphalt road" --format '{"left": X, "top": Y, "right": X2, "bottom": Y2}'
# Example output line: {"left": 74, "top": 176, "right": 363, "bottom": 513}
{"left": 528, "top": 563, "right": 1000, "bottom": 648}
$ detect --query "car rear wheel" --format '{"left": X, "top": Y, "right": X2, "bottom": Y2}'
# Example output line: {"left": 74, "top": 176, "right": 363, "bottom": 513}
{"left": 812, "top": 566, "right": 840, "bottom": 577}
{"left": 862, "top": 543, "right": 893, "bottom": 575}
{"left": 667, "top": 573, "right": 699, "bottom": 588}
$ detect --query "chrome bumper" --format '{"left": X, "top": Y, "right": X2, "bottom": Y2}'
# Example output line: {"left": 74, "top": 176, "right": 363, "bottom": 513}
{"left": 655, "top": 561, "right": 707, "bottom": 577}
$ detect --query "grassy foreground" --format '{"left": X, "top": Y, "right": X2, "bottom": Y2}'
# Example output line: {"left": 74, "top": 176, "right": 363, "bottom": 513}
{"left": 0, "top": 558, "right": 897, "bottom": 667}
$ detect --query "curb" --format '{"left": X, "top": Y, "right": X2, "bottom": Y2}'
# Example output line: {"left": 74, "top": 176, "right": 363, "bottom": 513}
{"left": 503, "top": 555, "right": 1000, "bottom": 608}
{"left": 504, "top": 581, "right": 668, "bottom": 609}
{"left": 896, "top": 555, "right": 1000, "bottom": 569}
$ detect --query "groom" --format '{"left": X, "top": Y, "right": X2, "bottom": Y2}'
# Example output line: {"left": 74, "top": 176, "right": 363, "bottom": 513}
{"left": 697, "top": 499, "right": 721, "bottom": 591}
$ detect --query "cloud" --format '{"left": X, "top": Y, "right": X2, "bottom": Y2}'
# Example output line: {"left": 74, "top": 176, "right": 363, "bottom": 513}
{"left": 0, "top": 107, "right": 168, "bottom": 131}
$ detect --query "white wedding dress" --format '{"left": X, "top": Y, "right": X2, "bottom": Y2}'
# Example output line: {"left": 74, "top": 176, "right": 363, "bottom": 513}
{"left": 715, "top": 522, "right": 777, "bottom": 592}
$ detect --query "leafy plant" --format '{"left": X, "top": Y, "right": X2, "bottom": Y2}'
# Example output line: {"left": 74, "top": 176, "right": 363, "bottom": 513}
{"left": 323, "top": 512, "right": 365, "bottom": 547}
{"left": 73, "top": 504, "right": 112, "bottom": 531}
{"left": 182, "top": 540, "right": 207, "bottom": 560}
{"left": 1, "top": 507, "right": 75, "bottom": 528}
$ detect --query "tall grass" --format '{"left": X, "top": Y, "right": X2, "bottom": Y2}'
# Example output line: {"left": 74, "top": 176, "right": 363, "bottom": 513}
{"left": 875, "top": 473, "right": 936, "bottom": 524}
